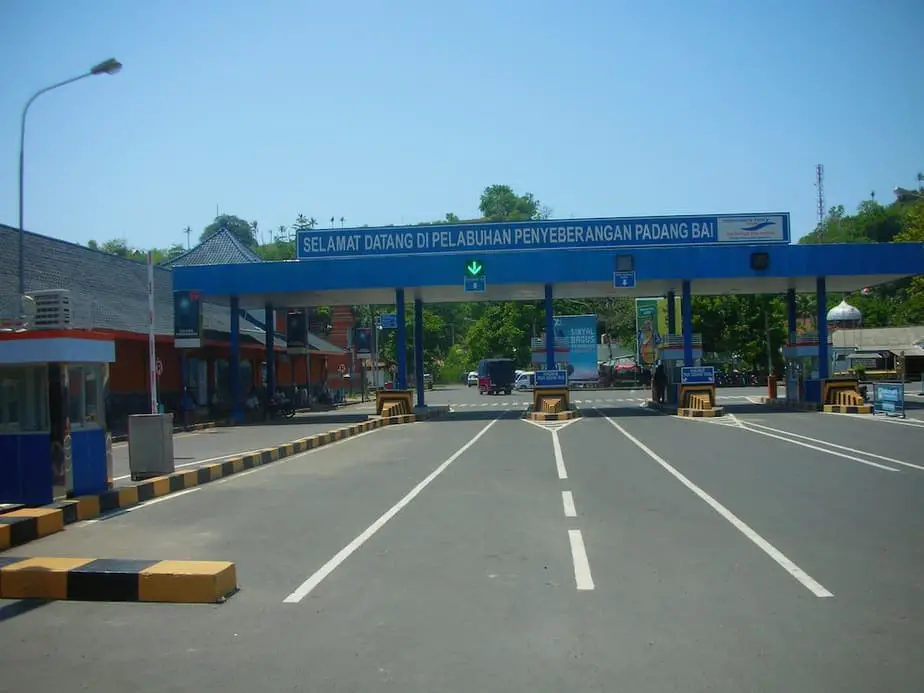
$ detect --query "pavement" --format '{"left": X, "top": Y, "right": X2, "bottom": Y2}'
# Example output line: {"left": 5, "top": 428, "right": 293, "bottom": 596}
{"left": 1, "top": 385, "right": 923, "bottom": 691}
{"left": 110, "top": 410, "right": 372, "bottom": 484}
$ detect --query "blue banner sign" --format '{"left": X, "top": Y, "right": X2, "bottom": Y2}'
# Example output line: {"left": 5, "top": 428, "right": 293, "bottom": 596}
{"left": 296, "top": 213, "right": 791, "bottom": 260}
{"left": 535, "top": 370, "right": 568, "bottom": 388}
{"left": 681, "top": 366, "right": 715, "bottom": 385}
{"left": 554, "top": 315, "right": 598, "bottom": 381}
{"left": 379, "top": 313, "right": 398, "bottom": 329}
{"left": 872, "top": 382, "right": 905, "bottom": 418}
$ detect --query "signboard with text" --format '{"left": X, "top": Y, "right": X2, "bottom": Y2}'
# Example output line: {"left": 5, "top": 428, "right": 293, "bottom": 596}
{"left": 872, "top": 382, "right": 905, "bottom": 418}
{"left": 681, "top": 366, "right": 715, "bottom": 385}
{"left": 535, "top": 370, "right": 568, "bottom": 388}
{"left": 296, "top": 214, "right": 791, "bottom": 260}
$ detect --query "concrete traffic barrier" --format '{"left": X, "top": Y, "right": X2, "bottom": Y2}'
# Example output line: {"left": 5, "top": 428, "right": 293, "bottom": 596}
{"left": 0, "top": 508, "right": 65, "bottom": 550}
{"left": 0, "top": 556, "right": 238, "bottom": 603}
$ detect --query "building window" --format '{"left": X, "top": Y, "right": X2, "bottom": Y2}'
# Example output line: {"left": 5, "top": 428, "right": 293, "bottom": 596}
{"left": 67, "top": 365, "right": 103, "bottom": 429}
{"left": 0, "top": 366, "right": 48, "bottom": 433}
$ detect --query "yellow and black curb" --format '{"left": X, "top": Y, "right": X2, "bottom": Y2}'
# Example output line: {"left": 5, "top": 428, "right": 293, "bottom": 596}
{"left": 758, "top": 397, "right": 821, "bottom": 412}
{"left": 0, "top": 556, "right": 238, "bottom": 603}
{"left": 822, "top": 404, "right": 873, "bottom": 414}
{"left": 3, "top": 415, "right": 416, "bottom": 554}
{"left": 675, "top": 407, "right": 725, "bottom": 418}
{"left": 525, "top": 409, "right": 580, "bottom": 422}
{"left": 111, "top": 419, "right": 226, "bottom": 444}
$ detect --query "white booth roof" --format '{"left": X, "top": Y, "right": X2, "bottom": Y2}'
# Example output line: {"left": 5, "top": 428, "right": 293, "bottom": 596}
{"left": 0, "top": 336, "right": 116, "bottom": 365}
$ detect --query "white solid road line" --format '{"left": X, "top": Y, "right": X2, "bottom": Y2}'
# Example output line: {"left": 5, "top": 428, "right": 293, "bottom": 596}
{"left": 112, "top": 447, "right": 268, "bottom": 482}
{"left": 562, "top": 490, "right": 577, "bottom": 518}
{"left": 831, "top": 411, "right": 924, "bottom": 428}
{"left": 737, "top": 424, "right": 899, "bottom": 473}
{"left": 552, "top": 430, "right": 568, "bottom": 480}
{"left": 568, "top": 529, "right": 595, "bottom": 590}
{"left": 742, "top": 421, "right": 924, "bottom": 472}
{"left": 601, "top": 411, "right": 834, "bottom": 598}
{"left": 214, "top": 428, "right": 386, "bottom": 486}
{"left": 78, "top": 488, "right": 202, "bottom": 525}
{"left": 283, "top": 416, "right": 503, "bottom": 603}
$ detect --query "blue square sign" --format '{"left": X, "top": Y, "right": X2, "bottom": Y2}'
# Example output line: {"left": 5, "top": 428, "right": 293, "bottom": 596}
{"left": 464, "top": 277, "right": 486, "bottom": 292}
{"left": 613, "top": 271, "right": 636, "bottom": 289}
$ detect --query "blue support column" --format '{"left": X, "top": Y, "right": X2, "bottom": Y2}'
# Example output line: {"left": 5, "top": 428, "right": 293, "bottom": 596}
{"left": 414, "top": 299, "right": 425, "bottom": 408}
{"left": 230, "top": 297, "right": 242, "bottom": 423}
{"left": 264, "top": 302, "right": 276, "bottom": 398}
{"left": 666, "top": 291, "right": 676, "bottom": 334}
{"left": 544, "top": 284, "right": 555, "bottom": 370}
{"left": 786, "top": 289, "right": 797, "bottom": 340}
{"left": 395, "top": 289, "right": 407, "bottom": 390}
{"left": 681, "top": 280, "right": 693, "bottom": 367}
{"left": 816, "top": 277, "right": 829, "bottom": 379}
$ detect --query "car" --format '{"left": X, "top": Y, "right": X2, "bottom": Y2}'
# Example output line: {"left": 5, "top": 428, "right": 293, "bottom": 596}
{"left": 478, "top": 358, "right": 515, "bottom": 395}
{"left": 467, "top": 371, "right": 479, "bottom": 387}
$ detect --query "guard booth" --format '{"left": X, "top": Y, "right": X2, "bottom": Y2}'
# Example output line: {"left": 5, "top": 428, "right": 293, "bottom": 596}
{"left": 657, "top": 334, "right": 704, "bottom": 406}
{"left": 782, "top": 331, "right": 821, "bottom": 405}
{"left": 0, "top": 335, "right": 115, "bottom": 506}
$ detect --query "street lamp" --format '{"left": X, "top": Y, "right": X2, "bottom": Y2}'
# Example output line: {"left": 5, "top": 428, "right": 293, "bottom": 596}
{"left": 17, "top": 58, "right": 123, "bottom": 321}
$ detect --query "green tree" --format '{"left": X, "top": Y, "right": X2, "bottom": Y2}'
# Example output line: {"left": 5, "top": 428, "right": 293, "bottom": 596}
{"left": 479, "top": 184, "right": 543, "bottom": 221}
{"left": 201, "top": 214, "right": 256, "bottom": 247}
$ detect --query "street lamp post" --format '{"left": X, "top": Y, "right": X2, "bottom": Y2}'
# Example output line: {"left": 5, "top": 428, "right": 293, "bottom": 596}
{"left": 17, "top": 58, "right": 122, "bottom": 320}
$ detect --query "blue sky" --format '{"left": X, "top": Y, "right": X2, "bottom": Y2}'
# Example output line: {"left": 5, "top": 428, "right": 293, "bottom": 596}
{"left": 0, "top": 0, "right": 921, "bottom": 250}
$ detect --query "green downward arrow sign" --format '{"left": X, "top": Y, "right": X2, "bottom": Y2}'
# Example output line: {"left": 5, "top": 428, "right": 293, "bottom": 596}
{"left": 465, "top": 260, "right": 484, "bottom": 278}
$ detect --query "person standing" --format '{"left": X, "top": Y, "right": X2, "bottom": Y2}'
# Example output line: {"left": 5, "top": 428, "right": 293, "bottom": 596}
{"left": 654, "top": 362, "right": 667, "bottom": 405}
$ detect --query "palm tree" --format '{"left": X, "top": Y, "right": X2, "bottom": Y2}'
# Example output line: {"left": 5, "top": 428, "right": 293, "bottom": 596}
{"left": 250, "top": 220, "right": 260, "bottom": 245}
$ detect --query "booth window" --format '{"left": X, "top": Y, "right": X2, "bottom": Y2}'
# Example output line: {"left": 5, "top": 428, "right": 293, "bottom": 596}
{"left": 0, "top": 366, "right": 48, "bottom": 433}
{"left": 67, "top": 365, "right": 102, "bottom": 428}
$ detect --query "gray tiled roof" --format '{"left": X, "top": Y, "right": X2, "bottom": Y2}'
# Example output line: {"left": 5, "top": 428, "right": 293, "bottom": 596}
{"left": 164, "top": 228, "right": 262, "bottom": 267}
{"left": 0, "top": 224, "right": 174, "bottom": 335}
{"left": 0, "top": 224, "right": 344, "bottom": 354}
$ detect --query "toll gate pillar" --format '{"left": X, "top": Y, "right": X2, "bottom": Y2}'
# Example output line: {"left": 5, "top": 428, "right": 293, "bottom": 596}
{"left": 681, "top": 280, "right": 693, "bottom": 367}
{"left": 816, "top": 277, "right": 829, "bottom": 379}
{"left": 264, "top": 302, "right": 276, "bottom": 399}
{"left": 786, "top": 289, "right": 797, "bottom": 338}
{"left": 544, "top": 284, "right": 555, "bottom": 371}
{"left": 395, "top": 289, "right": 408, "bottom": 390}
{"left": 666, "top": 291, "right": 676, "bottom": 334}
{"left": 230, "top": 296, "right": 243, "bottom": 423}
{"left": 414, "top": 298, "right": 425, "bottom": 408}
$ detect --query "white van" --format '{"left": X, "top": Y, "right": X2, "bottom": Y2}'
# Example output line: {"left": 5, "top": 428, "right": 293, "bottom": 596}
{"left": 514, "top": 372, "right": 535, "bottom": 390}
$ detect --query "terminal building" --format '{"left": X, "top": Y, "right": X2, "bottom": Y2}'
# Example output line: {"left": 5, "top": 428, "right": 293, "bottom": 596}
{"left": 0, "top": 224, "right": 351, "bottom": 433}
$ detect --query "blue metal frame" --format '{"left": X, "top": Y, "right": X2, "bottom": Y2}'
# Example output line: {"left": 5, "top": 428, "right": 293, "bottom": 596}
{"left": 173, "top": 242, "right": 924, "bottom": 301}
{"left": 414, "top": 298, "right": 425, "bottom": 408}
{"left": 395, "top": 289, "right": 407, "bottom": 390}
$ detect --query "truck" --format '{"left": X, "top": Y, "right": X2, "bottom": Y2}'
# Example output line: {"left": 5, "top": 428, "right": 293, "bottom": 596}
{"left": 477, "top": 358, "right": 516, "bottom": 395}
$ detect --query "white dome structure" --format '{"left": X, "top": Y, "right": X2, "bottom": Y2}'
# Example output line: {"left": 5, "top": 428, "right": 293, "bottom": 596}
{"left": 826, "top": 299, "right": 862, "bottom": 327}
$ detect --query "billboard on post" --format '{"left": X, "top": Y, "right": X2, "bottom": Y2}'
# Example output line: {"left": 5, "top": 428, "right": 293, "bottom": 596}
{"left": 635, "top": 297, "right": 682, "bottom": 367}
{"left": 553, "top": 314, "right": 598, "bottom": 381}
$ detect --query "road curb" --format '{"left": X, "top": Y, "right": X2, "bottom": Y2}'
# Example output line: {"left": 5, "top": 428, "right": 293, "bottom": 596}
{"left": 111, "top": 419, "right": 228, "bottom": 443}
{"left": 3, "top": 414, "right": 416, "bottom": 554}
{"left": 757, "top": 397, "right": 821, "bottom": 412}
{"left": 525, "top": 409, "right": 580, "bottom": 422}
{"left": 823, "top": 404, "right": 873, "bottom": 414}
{"left": 0, "top": 556, "right": 238, "bottom": 603}
{"left": 675, "top": 406, "right": 726, "bottom": 418}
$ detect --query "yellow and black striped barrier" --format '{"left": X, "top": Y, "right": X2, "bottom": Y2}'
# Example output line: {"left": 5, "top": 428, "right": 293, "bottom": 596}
{"left": 0, "top": 556, "right": 237, "bottom": 603}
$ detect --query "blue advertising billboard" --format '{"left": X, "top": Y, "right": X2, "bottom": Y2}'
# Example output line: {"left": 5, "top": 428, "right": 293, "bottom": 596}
{"left": 554, "top": 315, "right": 598, "bottom": 381}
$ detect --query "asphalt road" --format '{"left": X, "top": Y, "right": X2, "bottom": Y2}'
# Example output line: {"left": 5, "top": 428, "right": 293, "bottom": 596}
{"left": 1, "top": 397, "right": 922, "bottom": 691}
{"left": 110, "top": 410, "right": 372, "bottom": 484}
{"left": 353, "top": 383, "right": 771, "bottom": 412}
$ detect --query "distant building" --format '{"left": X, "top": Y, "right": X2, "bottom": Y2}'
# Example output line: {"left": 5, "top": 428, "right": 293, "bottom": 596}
{"left": 0, "top": 225, "right": 347, "bottom": 430}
